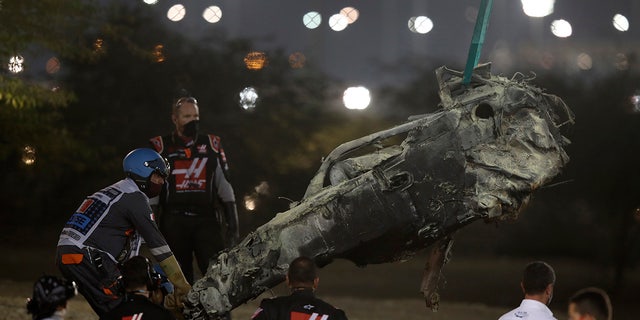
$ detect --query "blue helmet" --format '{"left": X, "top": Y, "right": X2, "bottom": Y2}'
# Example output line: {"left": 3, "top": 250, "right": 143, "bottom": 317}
{"left": 123, "top": 148, "right": 170, "bottom": 180}
{"left": 123, "top": 148, "right": 170, "bottom": 197}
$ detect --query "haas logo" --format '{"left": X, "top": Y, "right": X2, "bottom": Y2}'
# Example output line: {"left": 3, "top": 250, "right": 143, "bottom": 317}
{"left": 173, "top": 158, "right": 208, "bottom": 191}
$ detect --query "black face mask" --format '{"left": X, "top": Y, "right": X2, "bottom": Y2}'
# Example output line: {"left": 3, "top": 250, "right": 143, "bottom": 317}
{"left": 145, "top": 180, "right": 164, "bottom": 198}
{"left": 183, "top": 120, "right": 199, "bottom": 139}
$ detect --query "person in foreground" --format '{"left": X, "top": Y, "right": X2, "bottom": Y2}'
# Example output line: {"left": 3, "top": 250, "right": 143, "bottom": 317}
{"left": 250, "top": 256, "right": 348, "bottom": 320}
{"left": 26, "top": 275, "right": 77, "bottom": 320}
{"left": 498, "top": 261, "right": 557, "bottom": 320}
{"left": 100, "top": 255, "right": 175, "bottom": 320}
{"left": 55, "top": 148, "right": 191, "bottom": 317}
{"left": 567, "top": 287, "right": 612, "bottom": 320}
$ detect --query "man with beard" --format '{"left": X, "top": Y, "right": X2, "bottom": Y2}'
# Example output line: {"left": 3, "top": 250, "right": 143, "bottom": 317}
{"left": 149, "top": 96, "right": 239, "bottom": 285}
{"left": 56, "top": 148, "right": 191, "bottom": 317}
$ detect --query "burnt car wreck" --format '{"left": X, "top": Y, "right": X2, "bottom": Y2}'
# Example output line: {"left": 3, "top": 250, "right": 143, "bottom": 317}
{"left": 183, "top": 64, "right": 575, "bottom": 319}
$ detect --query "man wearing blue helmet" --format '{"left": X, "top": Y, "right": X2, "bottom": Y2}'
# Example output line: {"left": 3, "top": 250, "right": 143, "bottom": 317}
{"left": 55, "top": 148, "right": 191, "bottom": 318}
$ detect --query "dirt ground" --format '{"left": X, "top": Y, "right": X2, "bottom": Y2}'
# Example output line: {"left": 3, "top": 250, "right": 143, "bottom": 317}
{"left": 1, "top": 225, "right": 637, "bottom": 320}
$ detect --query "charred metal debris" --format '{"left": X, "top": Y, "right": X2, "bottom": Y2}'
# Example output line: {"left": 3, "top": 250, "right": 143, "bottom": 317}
{"left": 183, "top": 63, "right": 575, "bottom": 319}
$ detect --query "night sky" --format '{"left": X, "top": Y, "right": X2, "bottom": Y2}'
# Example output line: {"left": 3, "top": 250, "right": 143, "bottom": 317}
{"left": 143, "top": 0, "right": 640, "bottom": 86}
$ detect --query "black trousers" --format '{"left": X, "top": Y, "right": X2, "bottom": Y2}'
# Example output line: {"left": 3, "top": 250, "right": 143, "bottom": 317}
{"left": 56, "top": 245, "right": 123, "bottom": 317}
{"left": 160, "top": 212, "right": 225, "bottom": 284}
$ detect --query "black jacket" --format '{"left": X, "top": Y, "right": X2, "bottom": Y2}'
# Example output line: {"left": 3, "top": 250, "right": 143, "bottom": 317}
{"left": 99, "top": 293, "right": 175, "bottom": 320}
{"left": 252, "top": 288, "right": 348, "bottom": 320}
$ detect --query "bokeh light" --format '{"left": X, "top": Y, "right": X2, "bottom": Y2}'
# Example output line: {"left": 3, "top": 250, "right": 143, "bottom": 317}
{"left": 576, "top": 53, "right": 592, "bottom": 70}
{"left": 167, "top": 4, "right": 186, "bottom": 22}
{"left": 243, "top": 181, "right": 269, "bottom": 212}
{"left": 244, "top": 51, "right": 268, "bottom": 70}
{"left": 464, "top": 6, "right": 478, "bottom": 23}
{"left": 303, "top": 11, "right": 322, "bottom": 29}
{"left": 22, "top": 145, "right": 36, "bottom": 165}
{"left": 631, "top": 93, "right": 640, "bottom": 113}
{"left": 540, "top": 52, "right": 555, "bottom": 70}
{"left": 8, "top": 55, "right": 24, "bottom": 73}
{"left": 521, "top": 0, "right": 555, "bottom": 18}
{"left": 612, "top": 14, "right": 629, "bottom": 32}
{"left": 614, "top": 53, "right": 629, "bottom": 71}
{"left": 329, "top": 13, "right": 348, "bottom": 31}
{"left": 152, "top": 44, "right": 165, "bottom": 63}
{"left": 254, "top": 181, "right": 270, "bottom": 195}
{"left": 489, "top": 41, "right": 513, "bottom": 71}
{"left": 45, "top": 57, "right": 61, "bottom": 74}
{"left": 93, "top": 38, "right": 106, "bottom": 55}
{"left": 550, "top": 19, "right": 572, "bottom": 38}
{"left": 288, "top": 52, "right": 306, "bottom": 69}
{"left": 244, "top": 195, "right": 256, "bottom": 211}
{"left": 340, "top": 7, "right": 359, "bottom": 24}
{"left": 203, "top": 6, "right": 222, "bottom": 23}
{"left": 142, "top": 0, "right": 158, "bottom": 5}
{"left": 343, "top": 86, "right": 371, "bottom": 110}
{"left": 239, "top": 87, "right": 258, "bottom": 110}
{"left": 408, "top": 16, "right": 434, "bottom": 34}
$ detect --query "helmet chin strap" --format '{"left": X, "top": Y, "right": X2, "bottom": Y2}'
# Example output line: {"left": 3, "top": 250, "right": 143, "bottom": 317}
{"left": 127, "top": 173, "right": 148, "bottom": 190}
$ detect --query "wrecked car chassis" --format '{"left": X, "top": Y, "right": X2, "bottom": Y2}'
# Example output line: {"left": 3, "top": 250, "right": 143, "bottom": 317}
{"left": 183, "top": 64, "right": 574, "bottom": 319}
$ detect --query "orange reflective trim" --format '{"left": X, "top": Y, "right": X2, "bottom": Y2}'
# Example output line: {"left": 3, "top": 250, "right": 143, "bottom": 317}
{"left": 61, "top": 253, "right": 84, "bottom": 265}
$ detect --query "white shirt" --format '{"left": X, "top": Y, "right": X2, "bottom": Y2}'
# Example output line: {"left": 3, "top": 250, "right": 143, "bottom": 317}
{"left": 498, "top": 299, "right": 557, "bottom": 320}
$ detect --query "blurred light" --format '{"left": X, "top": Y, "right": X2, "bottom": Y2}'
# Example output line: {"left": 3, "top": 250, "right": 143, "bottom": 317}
{"left": 540, "top": 52, "right": 555, "bottom": 70}
{"left": 203, "top": 6, "right": 222, "bottom": 23}
{"left": 489, "top": 41, "right": 513, "bottom": 70}
{"left": 244, "top": 51, "right": 267, "bottom": 70}
{"left": 612, "top": 14, "right": 629, "bottom": 32}
{"left": 142, "top": 0, "right": 158, "bottom": 5}
{"left": 288, "top": 52, "right": 306, "bottom": 69}
{"left": 93, "top": 38, "right": 106, "bottom": 55}
{"left": 408, "top": 17, "right": 418, "bottom": 32}
{"left": 239, "top": 87, "right": 258, "bottom": 110}
{"left": 303, "top": 11, "right": 322, "bottom": 29}
{"left": 329, "top": 14, "right": 348, "bottom": 31}
{"left": 167, "top": 4, "right": 186, "bottom": 22}
{"left": 550, "top": 19, "right": 572, "bottom": 38}
{"left": 152, "top": 44, "right": 165, "bottom": 63}
{"left": 464, "top": 6, "right": 478, "bottom": 23}
{"left": 408, "top": 16, "right": 434, "bottom": 34}
{"left": 340, "top": 7, "right": 359, "bottom": 24}
{"left": 614, "top": 53, "right": 629, "bottom": 70}
{"left": 631, "top": 93, "right": 640, "bottom": 113}
{"left": 521, "top": 0, "right": 554, "bottom": 18}
{"left": 244, "top": 195, "right": 256, "bottom": 211}
{"left": 46, "top": 57, "right": 60, "bottom": 74}
{"left": 22, "top": 145, "right": 36, "bottom": 165}
{"left": 8, "top": 55, "right": 24, "bottom": 73}
{"left": 343, "top": 86, "right": 371, "bottom": 110}
{"left": 634, "top": 207, "right": 640, "bottom": 223}
{"left": 254, "top": 181, "right": 270, "bottom": 195}
{"left": 576, "top": 53, "right": 592, "bottom": 70}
